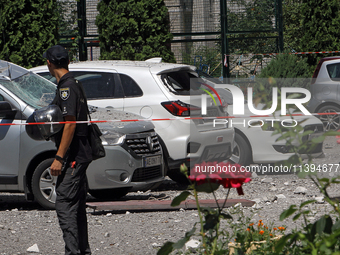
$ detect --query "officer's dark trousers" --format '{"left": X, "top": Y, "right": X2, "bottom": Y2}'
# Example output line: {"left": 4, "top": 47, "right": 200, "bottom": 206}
{"left": 56, "top": 162, "right": 91, "bottom": 255}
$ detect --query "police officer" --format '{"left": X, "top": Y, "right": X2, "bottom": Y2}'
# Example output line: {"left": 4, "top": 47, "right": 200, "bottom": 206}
{"left": 43, "top": 45, "right": 92, "bottom": 255}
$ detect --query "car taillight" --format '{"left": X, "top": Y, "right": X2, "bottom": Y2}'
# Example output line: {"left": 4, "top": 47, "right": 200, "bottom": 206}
{"left": 161, "top": 101, "right": 200, "bottom": 116}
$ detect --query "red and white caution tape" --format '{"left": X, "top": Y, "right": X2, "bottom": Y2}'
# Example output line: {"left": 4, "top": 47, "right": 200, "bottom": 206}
{"left": 226, "top": 50, "right": 340, "bottom": 57}
{"left": 0, "top": 112, "right": 338, "bottom": 126}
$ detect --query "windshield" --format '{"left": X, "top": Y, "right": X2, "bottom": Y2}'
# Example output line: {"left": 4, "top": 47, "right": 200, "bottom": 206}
{"left": 0, "top": 61, "right": 56, "bottom": 108}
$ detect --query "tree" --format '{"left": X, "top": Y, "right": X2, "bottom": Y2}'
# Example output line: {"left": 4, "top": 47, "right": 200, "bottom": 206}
{"left": 258, "top": 53, "right": 311, "bottom": 79}
{"left": 96, "top": 0, "right": 175, "bottom": 62}
{"left": 282, "top": 0, "right": 304, "bottom": 52}
{"left": 257, "top": 52, "right": 312, "bottom": 91}
{"left": 300, "top": 0, "right": 340, "bottom": 66}
{"left": 226, "top": 0, "right": 277, "bottom": 54}
{"left": 283, "top": 0, "right": 340, "bottom": 67}
{"left": 0, "top": 0, "right": 58, "bottom": 68}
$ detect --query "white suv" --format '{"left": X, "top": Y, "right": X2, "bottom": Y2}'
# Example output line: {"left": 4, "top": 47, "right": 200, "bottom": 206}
{"left": 31, "top": 59, "right": 234, "bottom": 182}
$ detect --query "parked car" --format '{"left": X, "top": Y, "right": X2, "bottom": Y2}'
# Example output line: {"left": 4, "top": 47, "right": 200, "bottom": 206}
{"left": 207, "top": 83, "right": 324, "bottom": 166}
{"left": 307, "top": 56, "right": 340, "bottom": 130}
{"left": 31, "top": 59, "right": 234, "bottom": 183}
{"left": 0, "top": 60, "right": 165, "bottom": 209}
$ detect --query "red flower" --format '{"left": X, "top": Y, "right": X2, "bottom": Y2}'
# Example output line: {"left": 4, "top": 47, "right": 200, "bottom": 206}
{"left": 188, "top": 161, "right": 252, "bottom": 195}
{"left": 188, "top": 174, "right": 207, "bottom": 185}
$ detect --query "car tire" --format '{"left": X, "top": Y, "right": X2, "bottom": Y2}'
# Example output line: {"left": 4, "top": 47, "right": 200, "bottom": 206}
{"left": 229, "top": 132, "right": 252, "bottom": 166}
{"left": 89, "top": 188, "right": 130, "bottom": 200}
{"left": 31, "top": 158, "right": 57, "bottom": 210}
{"left": 317, "top": 105, "right": 340, "bottom": 131}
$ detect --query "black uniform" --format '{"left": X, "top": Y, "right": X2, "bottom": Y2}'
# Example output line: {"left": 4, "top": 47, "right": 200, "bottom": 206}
{"left": 52, "top": 72, "right": 92, "bottom": 255}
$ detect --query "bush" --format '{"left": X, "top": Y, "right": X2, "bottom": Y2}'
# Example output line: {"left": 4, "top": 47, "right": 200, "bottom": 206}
{"left": 0, "top": 0, "right": 58, "bottom": 68}
{"left": 96, "top": 0, "right": 175, "bottom": 63}
{"left": 258, "top": 53, "right": 312, "bottom": 79}
{"left": 257, "top": 53, "right": 312, "bottom": 92}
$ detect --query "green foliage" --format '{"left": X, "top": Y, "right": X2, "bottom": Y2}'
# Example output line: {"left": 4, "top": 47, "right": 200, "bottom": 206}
{"left": 257, "top": 53, "right": 312, "bottom": 91}
{"left": 256, "top": 84, "right": 340, "bottom": 254}
{"left": 258, "top": 53, "right": 311, "bottom": 79}
{"left": 227, "top": 0, "right": 278, "bottom": 54}
{"left": 283, "top": 0, "right": 304, "bottom": 53}
{"left": 183, "top": 46, "right": 222, "bottom": 78}
{"left": 0, "top": 0, "right": 58, "bottom": 68}
{"left": 276, "top": 177, "right": 340, "bottom": 255}
{"left": 227, "top": 0, "right": 274, "bottom": 32}
{"left": 96, "top": 0, "right": 175, "bottom": 63}
{"left": 283, "top": 0, "right": 340, "bottom": 67}
{"left": 158, "top": 163, "right": 250, "bottom": 255}
{"left": 300, "top": 0, "right": 340, "bottom": 66}
{"left": 57, "top": 0, "right": 79, "bottom": 61}
{"left": 229, "top": 215, "right": 287, "bottom": 255}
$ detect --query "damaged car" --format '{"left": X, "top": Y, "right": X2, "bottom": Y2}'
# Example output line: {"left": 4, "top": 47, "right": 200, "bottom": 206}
{"left": 0, "top": 60, "right": 165, "bottom": 209}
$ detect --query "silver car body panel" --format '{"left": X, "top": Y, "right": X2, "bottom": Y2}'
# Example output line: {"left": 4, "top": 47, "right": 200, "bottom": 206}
{"left": 308, "top": 57, "right": 340, "bottom": 112}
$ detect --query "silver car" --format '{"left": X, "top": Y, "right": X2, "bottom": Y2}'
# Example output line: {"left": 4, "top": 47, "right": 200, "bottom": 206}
{"left": 0, "top": 60, "right": 165, "bottom": 209}
{"left": 307, "top": 56, "right": 340, "bottom": 130}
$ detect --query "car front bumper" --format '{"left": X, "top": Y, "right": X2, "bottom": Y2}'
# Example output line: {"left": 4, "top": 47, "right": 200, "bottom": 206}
{"left": 86, "top": 145, "right": 165, "bottom": 191}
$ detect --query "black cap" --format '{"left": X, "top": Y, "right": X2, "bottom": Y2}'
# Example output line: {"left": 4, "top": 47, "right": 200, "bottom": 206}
{"left": 43, "top": 45, "right": 69, "bottom": 65}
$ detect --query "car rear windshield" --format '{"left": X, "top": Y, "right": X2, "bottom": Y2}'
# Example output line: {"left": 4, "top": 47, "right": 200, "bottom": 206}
{"left": 160, "top": 71, "right": 204, "bottom": 95}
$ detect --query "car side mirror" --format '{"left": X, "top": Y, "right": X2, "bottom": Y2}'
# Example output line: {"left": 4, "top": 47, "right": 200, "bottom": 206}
{"left": 0, "top": 101, "right": 17, "bottom": 118}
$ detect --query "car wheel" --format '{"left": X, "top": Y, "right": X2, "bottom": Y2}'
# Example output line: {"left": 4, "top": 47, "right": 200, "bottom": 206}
{"left": 89, "top": 188, "right": 130, "bottom": 200}
{"left": 318, "top": 105, "right": 340, "bottom": 131}
{"left": 31, "top": 158, "right": 57, "bottom": 210}
{"left": 229, "top": 133, "right": 252, "bottom": 166}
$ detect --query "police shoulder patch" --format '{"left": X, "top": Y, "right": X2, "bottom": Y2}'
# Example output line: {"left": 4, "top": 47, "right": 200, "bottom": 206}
{"left": 60, "top": 87, "right": 70, "bottom": 100}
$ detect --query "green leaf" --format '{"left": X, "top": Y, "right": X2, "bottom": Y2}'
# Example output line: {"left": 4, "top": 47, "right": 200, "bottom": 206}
{"left": 171, "top": 191, "right": 191, "bottom": 207}
{"left": 172, "top": 226, "right": 196, "bottom": 250}
{"left": 280, "top": 205, "right": 298, "bottom": 221}
{"left": 195, "top": 182, "right": 220, "bottom": 193}
{"left": 324, "top": 130, "right": 340, "bottom": 136}
{"left": 200, "top": 207, "right": 217, "bottom": 214}
{"left": 274, "top": 234, "right": 294, "bottom": 253}
{"left": 220, "top": 213, "right": 233, "bottom": 220}
{"left": 157, "top": 241, "right": 174, "bottom": 255}
{"left": 301, "top": 130, "right": 314, "bottom": 136}
{"left": 300, "top": 200, "right": 316, "bottom": 208}
{"left": 292, "top": 212, "right": 302, "bottom": 221}
{"left": 204, "top": 214, "right": 219, "bottom": 231}
{"left": 311, "top": 135, "right": 326, "bottom": 143}
{"left": 324, "top": 215, "right": 333, "bottom": 234}
{"left": 318, "top": 178, "right": 331, "bottom": 183}
{"left": 310, "top": 222, "right": 317, "bottom": 242}
{"left": 332, "top": 220, "right": 340, "bottom": 231}
{"left": 316, "top": 216, "right": 326, "bottom": 235}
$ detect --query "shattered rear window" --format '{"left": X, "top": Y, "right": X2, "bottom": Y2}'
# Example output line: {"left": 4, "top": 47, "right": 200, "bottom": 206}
{"left": 160, "top": 71, "right": 203, "bottom": 95}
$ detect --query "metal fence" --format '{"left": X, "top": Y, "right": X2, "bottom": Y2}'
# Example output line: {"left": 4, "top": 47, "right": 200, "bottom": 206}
{"left": 57, "top": 0, "right": 283, "bottom": 78}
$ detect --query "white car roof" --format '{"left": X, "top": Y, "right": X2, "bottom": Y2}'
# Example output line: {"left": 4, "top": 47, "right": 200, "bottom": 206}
{"left": 31, "top": 60, "right": 196, "bottom": 75}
